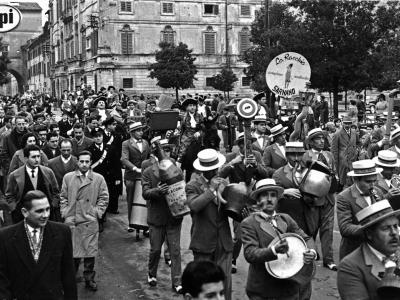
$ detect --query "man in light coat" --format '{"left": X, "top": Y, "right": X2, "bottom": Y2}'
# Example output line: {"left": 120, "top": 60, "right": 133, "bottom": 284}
{"left": 60, "top": 150, "right": 109, "bottom": 292}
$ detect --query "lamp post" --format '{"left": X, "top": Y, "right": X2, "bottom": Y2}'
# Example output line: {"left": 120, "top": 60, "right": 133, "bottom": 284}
{"left": 225, "top": 0, "right": 230, "bottom": 68}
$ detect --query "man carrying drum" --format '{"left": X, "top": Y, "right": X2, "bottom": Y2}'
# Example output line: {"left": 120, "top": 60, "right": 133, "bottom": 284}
{"left": 241, "top": 178, "right": 317, "bottom": 300}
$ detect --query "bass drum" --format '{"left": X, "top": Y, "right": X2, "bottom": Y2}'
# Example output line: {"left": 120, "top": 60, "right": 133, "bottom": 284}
{"left": 265, "top": 233, "right": 315, "bottom": 286}
{"left": 129, "top": 180, "right": 148, "bottom": 230}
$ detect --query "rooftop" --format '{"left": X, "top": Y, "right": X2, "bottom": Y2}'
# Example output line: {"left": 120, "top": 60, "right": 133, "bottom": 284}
{"left": 10, "top": 2, "right": 42, "bottom": 11}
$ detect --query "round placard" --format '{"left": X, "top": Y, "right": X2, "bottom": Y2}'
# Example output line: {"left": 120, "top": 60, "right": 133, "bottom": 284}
{"left": 236, "top": 98, "right": 258, "bottom": 119}
{"left": 266, "top": 52, "right": 311, "bottom": 98}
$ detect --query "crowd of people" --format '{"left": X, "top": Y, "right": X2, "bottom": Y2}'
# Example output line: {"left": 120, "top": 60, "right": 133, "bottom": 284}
{"left": 0, "top": 85, "right": 399, "bottom": 300}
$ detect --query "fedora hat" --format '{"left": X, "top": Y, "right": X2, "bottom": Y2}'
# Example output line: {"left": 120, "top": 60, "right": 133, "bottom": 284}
{"left": 269, "top": 124, "right": 288, "bottom": 138}
{"left": 193, "top": 149, "right": 226, "bottom": 172}
{"left": 306, "top": 128, "right": 325, "bottom": 141}
{"left": 234, "top": 132, "right": 257, "bottom": 145}
{"left": 347, "top": 159, "right": 382, "bottom": 177}
{"left": 356, "top": 200, "right": 400, "bottom": 230}
{"left": 181, "top": 98, "right": 197, "bottom": 109}
{"left": 372, "top": 150, "right": 400, "bottom": 168}
{"left": 129, "top": 122, "right": 144, "bottom": 132}
{"left": 93, "top": 96, "right": 107, "bottom": 108}
{"left": 252, "top": 115, "right": 267, "bottom": 124}
{"left": 250, "top": 179, "right": 284, "bottom": 200}
{"left": 342, "top": 115, "right": 353, "bottom": 124}
{"left": 390, "top": 127, "right": 400, "bottom": 141}
{"left": 285, "top": 141, "right": 305, "bottom": 153}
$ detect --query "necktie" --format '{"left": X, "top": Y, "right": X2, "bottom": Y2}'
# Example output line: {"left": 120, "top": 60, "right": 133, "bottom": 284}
{"left": 382, "top": 254, "right": 399, "bottom": 265}
{"left": 31, "top": 169, "right": 35, "bottom": 178}
{"left": 32, "top": 229, "right": 38, "bottom": 247}
{"left": 318, "top": 152, "right": 329, "bottom": 166}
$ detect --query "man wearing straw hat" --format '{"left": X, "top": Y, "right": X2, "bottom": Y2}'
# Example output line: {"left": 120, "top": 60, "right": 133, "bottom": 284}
{"left": 303, "top": 128, "right": 337, "bottom": 271}
{"left": 186, "top": 148, "right": 233, "bottom": 300}
{"left": 251, "top": 115, "right": 270, "bottom": 156}
{"left": 263, "top": 124, "right": 288, "bottom": 177}
{"left": 142, "top": 136, "right": 183, "bottom": 293}
{"left": 331, "top": 115, "right": 359, "bottom": 190}
{"left": 241, "top": 178, "right": 317, "bottom": 300}
{"left": 372, "top": 150, "right": 400, "bottom": 210}
{"left": 121, "top": 122, "right": 150, "bottom": 233}
{"left": 336, "top": 159, "right": 382, "bottom": 260}
{"left": 337, "top": 200, "right": 400, "bottom": 300}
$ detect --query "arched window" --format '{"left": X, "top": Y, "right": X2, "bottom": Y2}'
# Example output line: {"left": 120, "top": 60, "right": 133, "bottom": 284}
{"left": 239, "top": 27, "right": 251, "bottom": 54}
{"left": 162, "top": 25, "right": 175, "bottom": 45}
{"left": 121, "top": 24, "right": 133, "bottom": 55}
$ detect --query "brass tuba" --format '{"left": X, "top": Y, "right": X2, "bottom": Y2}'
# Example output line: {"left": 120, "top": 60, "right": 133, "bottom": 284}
{"left": 292, "top": 160, "right": 332, "bottom": 198}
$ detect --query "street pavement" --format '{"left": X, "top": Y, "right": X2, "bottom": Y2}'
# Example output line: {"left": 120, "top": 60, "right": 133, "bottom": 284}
{"left": 77, "top": 195, "right": 342, "bottom": 300}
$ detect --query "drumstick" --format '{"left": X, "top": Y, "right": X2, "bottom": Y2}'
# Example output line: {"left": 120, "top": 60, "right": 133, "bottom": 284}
{"left": 272, "top": 225, "right": 290, "bottom": 258}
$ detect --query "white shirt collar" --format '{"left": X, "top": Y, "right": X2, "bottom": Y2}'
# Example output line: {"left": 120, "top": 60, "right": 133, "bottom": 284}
{"left": 78, "top": 170, "right": 88, "bottom": 178}
{"left": 26, "top": 166, "right": 38, "bottom": 177}
{"left": 25, "top": 222, "right": 41, "bottom": 235}
{"left": 61, "top": 155, "right": 71, "bottom": 164}
{"left": 367, "top": 243, "right": 386, "bottom": 262}
{"left": 311, "top": 148, "right": 321, "bottom": 154}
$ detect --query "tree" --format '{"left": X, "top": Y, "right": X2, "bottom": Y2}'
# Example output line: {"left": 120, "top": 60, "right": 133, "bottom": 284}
{"left": 210, "top": 67, "right": 238, "bottom": 99}
{"left": 243, "top": 0, "right": 387, "bottom": 117}
{"left": 149, "top": 42, "right": 197, "bottom": 101}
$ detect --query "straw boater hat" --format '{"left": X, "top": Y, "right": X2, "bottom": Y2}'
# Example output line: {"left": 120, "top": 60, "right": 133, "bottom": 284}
{"left": 347, "top": 159, "right": 382, "bottom": 177}
{"left": 342, "top": 115, "right": 353, "bottom": 124}
{"left": 234, "top": 132, "right": 257, "bottom": 145}
{"left": 285, "top": 141, "right": 306, "bottom": 153}
{"left": 356, "top": 200, "right": 400, "bottom": 230}
{"left": 252, "top": 115, "right": 267, "bottom": 124}
{"left": 269, "top": 124, "right": 288, "bottom": 139}
{"left": 193, "top": 149, "right": 226, "bottom": 172}
{"left": 250, "top": 178, "right": 284, "bottom": 200}
{"left": 127, "top": 99, "right": 137, "bottom": 105}
{"left": 306, "top": 128, "right": 325, "bottom": 141}
{"left": 390, "top": 127, "right": 400, "bottom": 141}
{"left": 372, "top": 150, "right": 400, "bottom": 168}
{"left": 129, "top": 122, "right": 144, "bottom": 132}
{"left": 150, "top": 136, "right": 172, "bottom": 148}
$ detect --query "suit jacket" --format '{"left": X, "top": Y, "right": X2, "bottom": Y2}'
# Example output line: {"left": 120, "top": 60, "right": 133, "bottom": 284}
{"left": 8, "top": 149, "right": 49, "bottom": 175}
{"left": 47, "top": 155, "right": 78, "bottom": 188}
{"left": 331, "top": 128, "right": 359, "bottom": 185}
{"left": 121, "top": 138, "right": 150, "bottom": 181}
{"left": 142, "top": 160, "right": 182, "bottom": 226}
{"left": 263, "top": 143, "right": 287, "bottom": 177}
{"left": 251, "top": 135, "right": 269, "bottom": 156}
{"left": 338, "top": 243, "right": 400, "bottom": 300}
{"left": 86, "top": 142, "right": 122, "bottom": 181}
{"left": 42, "top": 145, "right": 61, "bottom": 160}
{"left": 219, "top": 151, "right": 268, "bottom": 183}
{"left": 0, "top": 221, "right": 77, "bottom": 300}
{"left": 373, "top": 174, "right": 400, "bottom": 210}
{"left": 5, "top": 165, "right": 60, "bottom": 211}
{"left": 336, "top": 184, "right": 370, "bottom": 259}
{"left": 71, "top": 136, "right": 93, "bottom": 157}
{"left": 58, "top": 120, "right": 73, "bottom": 138}
{"left": 186, "top": 175, "right": 233, "bottom": 253}
{"left": 241, "top": 212, "right": 313, "bottom": 298}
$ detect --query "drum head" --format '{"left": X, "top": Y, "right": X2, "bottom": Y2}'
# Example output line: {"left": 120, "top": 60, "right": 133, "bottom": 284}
{"left": 266, "top": 233, "right": 307, "bottom": 279}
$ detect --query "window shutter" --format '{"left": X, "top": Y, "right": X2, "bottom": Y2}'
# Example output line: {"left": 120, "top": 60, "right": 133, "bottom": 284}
{"left": 121, "top": 1, "right": 132, "bottom": 12}
{"left": 121, "top": 1, "right": 126, "bottom": 11}
{"left": 204, "top": 32, "right": 216, "bottom": 55}
{"left": 240, "top": 5, "right": 250, "bottom": 16}
{"left": 214, "top": 5, "right": 218, "bottom": 15}
{"left": 162, "top": 2, "right": 173, "bottom": 14}
{"left": 239, "top": 32, "right": 250, "bottom": 53}
{"left": 126, "top": 1, "right": 132, "bottom": 12}
{"left": 92, "top": 31, "right": 98, "bottom": 55}
{"left": 121, "top": 32, "right": 133, "bottom": 54}
{"left": 81, "top": 35, "right": 86, "bottom": 59}
{"left": 123, "top": 78, "right": 133, "bottom": 88}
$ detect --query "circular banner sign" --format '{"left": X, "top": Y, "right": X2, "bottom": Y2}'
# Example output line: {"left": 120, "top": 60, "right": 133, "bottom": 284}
{"left": 266, "top": 52, "right": 311, "bottom": 98}
{"left": 236, "top": 98, "right": 258, "bottom": 119}
{"left": 0, "top": 4, "right": 22, "bottom": 33}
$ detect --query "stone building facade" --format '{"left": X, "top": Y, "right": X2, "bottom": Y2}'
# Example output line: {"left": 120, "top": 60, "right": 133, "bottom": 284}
{"left": 49, "top": 0, "right": 260, "bottom": 97}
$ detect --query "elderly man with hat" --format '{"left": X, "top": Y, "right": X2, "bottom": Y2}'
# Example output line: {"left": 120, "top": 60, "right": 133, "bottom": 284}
{"left": 273, "top": 142, "right": 320, "bottom": 241}
{"left": 336, "top": 159, "right": 383, "bottom": 260}
{"left": 331, "top": 115, "right": 360, "bottom": 189}
{"left": 372, "top": 150, "right": 400, "bottom": 210}
{"left": 337, "top": 200, "right": 400, "bottom": 300}
{"left": 241, "top": 178, "right": 317, "bottom": 300}
{"left": 219, "top": 132, "right": 268, "bottom": 273}
{"left": 302, "top": 128, "right": 338, "bottom": 271}
{"left": 142, "top": 136, "right": 183, "bottom": 293}
{"left": 185, "top": 148, "right": 233, "bottom": 300}
{"left": 176, "top": 98, "right": 204, "bottom": 167}
{"left": 121, "top": 122, "right": 150, "bottom": 234}
{"left": 263, "top": 124, "right": 288, "bottom": 177}
{"left": 252, "top": 115, "right": 270, "bottom": 155}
